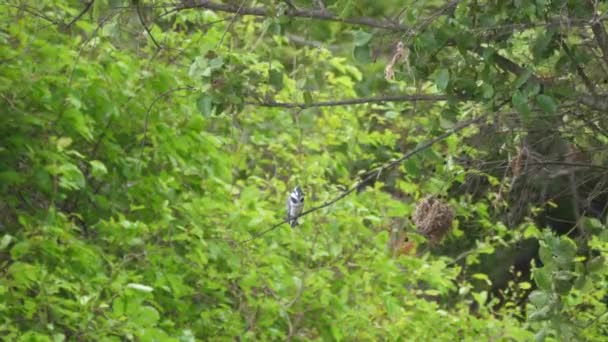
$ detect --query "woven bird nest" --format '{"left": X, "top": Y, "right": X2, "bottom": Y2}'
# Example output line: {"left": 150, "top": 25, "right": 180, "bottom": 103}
{"left": 413, "top": 196, "right": 454, "bottom": 243}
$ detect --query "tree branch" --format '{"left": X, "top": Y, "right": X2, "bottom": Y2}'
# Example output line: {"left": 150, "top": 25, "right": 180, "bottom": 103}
{"left": 492, "top": 53, "right": 549, "bottom": 86}
{"left": 590, "top": 19, "right": 608, "bottom": 68}
{"left": 172, "top": 0, "right": 408, "bottom": 32}
{"left": 135, "top": 0, "right": 161, "bottom": 49}
{"left": 560, "top": 40, "right": 596, "bottom": 95}
{"left": 66, "top": 0, "right": 95, "bottom": 28}
{"left": 247, "top": 94, "right": 447, "bottom": 109}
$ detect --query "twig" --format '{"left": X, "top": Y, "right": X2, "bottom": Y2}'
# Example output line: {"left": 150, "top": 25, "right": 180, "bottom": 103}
{"left": 135, "top": 0, "right": 161, "bottom": 49}
{"left": 247, "top": 94, "right": 447, "bottom": 109}
{"left": 66, "top": 0, "right": 95, "bottom": 28}
{"left": 217, "top": 0, "right": 249, "bottom": 47}
{"left": 412, "top": 0, "right": 461, "bottom": 36}
{"left": 589, "top": 0, "right": 608, "bottom": 69}
{"left": 446, "top": 248, "right": 476, "bottom": 266}
{"left": 560, "top": 39, "right": 596, "bottom": 95}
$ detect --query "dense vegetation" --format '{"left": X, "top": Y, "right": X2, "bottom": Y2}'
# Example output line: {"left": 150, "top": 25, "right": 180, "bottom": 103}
{"left": 2, "top": 0, "right": 608, "bottom": 340}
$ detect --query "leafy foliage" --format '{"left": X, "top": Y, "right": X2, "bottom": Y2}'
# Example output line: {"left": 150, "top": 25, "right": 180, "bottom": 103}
{"left": 1, "top": 0, "right": 608, "bottom": 340}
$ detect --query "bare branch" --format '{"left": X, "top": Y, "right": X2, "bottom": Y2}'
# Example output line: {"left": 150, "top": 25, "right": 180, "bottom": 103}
{"left": 247, "top": 94, "right": 447, "bottom": 109}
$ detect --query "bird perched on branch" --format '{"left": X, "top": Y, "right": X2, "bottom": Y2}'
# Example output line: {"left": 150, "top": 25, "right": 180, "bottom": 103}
{"left": 286, "top": 186, "right": 305, "bottom": 227}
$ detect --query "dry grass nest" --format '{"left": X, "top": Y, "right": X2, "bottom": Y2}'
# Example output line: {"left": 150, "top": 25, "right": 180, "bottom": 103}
{"left": 413, "top": 195, "right": 454, "bottom": 243}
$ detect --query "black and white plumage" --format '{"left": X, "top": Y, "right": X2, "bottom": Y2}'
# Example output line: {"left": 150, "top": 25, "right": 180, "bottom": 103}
{"left": 286, "top": 186, "right": 305, "bottom": 227}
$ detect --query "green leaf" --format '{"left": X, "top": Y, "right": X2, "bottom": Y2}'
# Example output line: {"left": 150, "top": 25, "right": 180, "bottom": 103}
{"left": 197, "top": 94, "right": 214, "bottom": 116}
{"left": 269, "top": 69, "right": 284, "bottom": 90}
{"left": 528, "top": 305, "right": 551, "bottom": 321}
{"left": 533, "top": 268, "right": 552, "bottom": 291}
{"left": 534, "top": 325, "right": 549, "bottom": 342}
{"left": 529, "top": 290, "right": 550, "bottom": 307}
{"left": 512, "top": 90, "right": 530, "bottom": 120}
{"left": 353, "top": 31, "right": 373, "bottom": 46}
{"left": 303, "top": 91, "right": 313, "bottom": 106}
{"left": 435, "top": 69, "right": 450, "bottom": 91}
{"left": 582, "top": 216, "right": 604, "bottom": 234}
{"left": 554, "top": 237, "right": 577, "bottom": 266}
{"left": 353, "top": 44, "right": 371, "bottom": 63}
{"left": 574, "top": 274, "right": 588, "bottom": 290}
{"left": 56, "top": 137, "right": 72, "bottom": 151}
{"left": 553, "top": 276, "right": 573, "bottom": 295}
{"left": 127, "top": 283, "right": 154, "bottom": 293}
{"left": 0, "top": 234, "right": 13, "bottom": 250}
{"left": 481, "top": 83, "right": 494, "bottom": 98}
{"left": 539, "top": 244, "right": 553, "bottom": 266}
{"left": 57, "top": 163, "right": 85, "bottom": 190}
{"left": 533, "top": 29, "right": 556, "bottom": 61}
{"left": 518, "top": 281, "right": 532, "bottom": 289}
{"left": 89, "top": 160, "right": 107, "bottom": 178}
{"left": 587, "top": 256, "right": 605, "bottom": 273}
{"left": 208, "top": 56, "right": 224, "bottom": 70}
{"left": 536, "top": 94, "right": 557, "bottom": 113}
{"left": 514, "top": 69, "right": 533, "bottom": 89}
{"left": 134, "top": 306, "right": 160, "bottom": 326}
{"left": 8, "top": 262, "right": 39, "bottom": 286}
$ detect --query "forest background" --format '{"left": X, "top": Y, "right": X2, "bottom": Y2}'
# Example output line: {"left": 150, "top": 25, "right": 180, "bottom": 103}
{"left": 2, "top": 0, "right": 608, "bottom": 340}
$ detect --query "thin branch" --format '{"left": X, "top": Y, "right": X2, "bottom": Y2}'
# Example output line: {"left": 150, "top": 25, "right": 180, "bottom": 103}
{"left": 492, "top": 53, "right": 550, "bottom": 86}
{"left": 446, "top": 247, "right": 477, "bottom": 266}
{"left": 66, "top": 0, "right": 95, "bottom": 28}
{"left": 135, "top": 0, "right": 161, "bottom": 49}
{"left": 247, "top": 94, "right": 447, "bottom": 109}
{"left": 170, "top": 1, "right": 408, "bottom": 32}
{"left": 241, "top": 114, "right": 484, "bottom": 244}
{"left": 413, "top": 0, "right": 461, "bottom": 34}
{"left": 217, "top": 0, "right": 249, "bottom": 47}
{"left": 590, "top": 11, "right": 608, "bottom": 68}
{"left": 560, "top": 39, "right": 596, "bottom": 95}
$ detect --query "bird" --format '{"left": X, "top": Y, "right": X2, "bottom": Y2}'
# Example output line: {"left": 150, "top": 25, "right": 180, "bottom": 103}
{"left": 286, "top": 186, "right": 305, "bottom": 227}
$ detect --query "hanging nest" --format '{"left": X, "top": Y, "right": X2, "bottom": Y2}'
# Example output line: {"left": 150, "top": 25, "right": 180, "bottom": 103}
{"left": 413, "top": 196, "right": 454, "bottom": 243}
